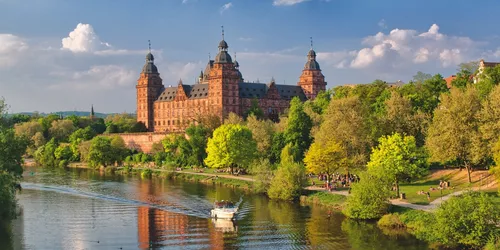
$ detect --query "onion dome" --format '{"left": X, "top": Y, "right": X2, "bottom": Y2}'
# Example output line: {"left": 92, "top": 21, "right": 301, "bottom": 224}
{"left": 215, "top": 51, "right": 232, "bottom": 63}
{"left": 142, "top": 52, "right": 158, "bottom": 74}
{"left": 218, "top": 40, "right": 228, "bottom": 50}
{"left": 304, "top": 49, "right": 321, "bottom": 70}
{"left": 146, "top": 52, "right": 154, "bottom": 62}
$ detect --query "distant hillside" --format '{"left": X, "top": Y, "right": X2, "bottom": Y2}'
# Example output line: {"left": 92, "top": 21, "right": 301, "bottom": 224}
{"left": 9, "top": 111, "right": 130, "bottom": 119}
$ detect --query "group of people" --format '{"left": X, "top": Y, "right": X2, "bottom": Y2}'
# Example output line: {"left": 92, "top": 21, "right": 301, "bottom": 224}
{"left": 311, "top": 173, "right": 359, "bottom": 192}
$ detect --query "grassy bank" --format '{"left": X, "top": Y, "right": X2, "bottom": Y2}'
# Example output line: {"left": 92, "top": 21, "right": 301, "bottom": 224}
{"left": 300, "top": 191, "right": 347, "bottom": 209}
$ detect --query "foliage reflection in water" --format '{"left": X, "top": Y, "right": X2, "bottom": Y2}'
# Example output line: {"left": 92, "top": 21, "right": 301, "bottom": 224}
{"left": 0, "top": 167, "right": 429, "bottom": 249}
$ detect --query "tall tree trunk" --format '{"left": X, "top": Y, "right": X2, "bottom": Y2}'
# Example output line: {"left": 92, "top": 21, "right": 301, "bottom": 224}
{"left": 465, "top": 162, "right": 472, "bottom": 183}
{"left": 395, "top": 179, "right": 400, "bottom": 198}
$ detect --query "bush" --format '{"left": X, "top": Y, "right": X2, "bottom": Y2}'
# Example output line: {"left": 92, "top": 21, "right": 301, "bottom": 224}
{"left": 377, "top": 214, "right": 405, "bottom": 228}
{"left": 0, "top": 171, "right": 17, "bottom": 220}
{"left": 141, "top": 168, "right": 152, "bottom": 179}
{"left": 484, "top": 236, "right": 500, "bottom": 250}
{"left": 342, "top": 172, "right": 391, "bottom": 220}
{"left": 250, "top": 159, "right": 274, "bottom": 194}
{"left": 267, "top": 161, "right": 306, "bottom": 201}
{"left": 432, "top": 191, "right": 500, "bottom": 249}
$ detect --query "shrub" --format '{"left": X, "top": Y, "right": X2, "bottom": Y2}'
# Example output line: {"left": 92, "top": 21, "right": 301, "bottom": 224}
{"left": 141, "top": 168, "right": 152, "bottom": 179}
{"left": 342, "top": 172, "right": 391, "bottom": 220}
{"left": 0, "top": 171, "right": 17, "bottom": 220}
{"left": 377, "top": 214, "right": 405, "bottom": 228}
{"left": 398, "top": 209, "right": 437, "bottom": 242}
{"left": 267, "top": 161, "right": 306, "bottom": 201}
{"left": 250, "top": 159, "right": 274, "bottom": 194}
{"left": 432, "top": 191, "right": 500, "bottom": 249}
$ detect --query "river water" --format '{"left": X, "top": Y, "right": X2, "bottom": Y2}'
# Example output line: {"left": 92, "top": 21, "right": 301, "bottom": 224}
{"left": 1, "top": 167, "right": 429, "bottom": 249}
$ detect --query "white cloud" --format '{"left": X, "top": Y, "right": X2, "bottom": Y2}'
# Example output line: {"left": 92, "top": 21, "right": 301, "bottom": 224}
{"left": 238, "top": 37, "right": 253, "bottom": 42}
{"left": 339, "top": 24, "right": 480, "bottom": 69}
{"left": 220, "top": 2, "right": 232, "bottom": 14}
{"left": 273, "top": 0, "right": 309, "bottom": 6}
{"left": 61, "top": 23, "right": 111, "bottom": 53}
{"left": 49, "top": 65, "right": 136, "bottom": 90}
{"left": 378, "top": 19, "right": 387, "bottom": 29}
{"left": 0, "top": 34, "right": 28, "bottom": 68}
{"left": 159, "top": 61, "right": 204, "bottom": 86}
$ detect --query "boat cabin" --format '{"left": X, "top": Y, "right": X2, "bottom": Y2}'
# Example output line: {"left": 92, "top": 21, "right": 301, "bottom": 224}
{"left": 214, "top": 201, "right": 235, "bottom": 209}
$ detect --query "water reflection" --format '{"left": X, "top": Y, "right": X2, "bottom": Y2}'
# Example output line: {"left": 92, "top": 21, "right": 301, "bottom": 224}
{"left": 7, "top": 167, "right": 429, "bottom": 249}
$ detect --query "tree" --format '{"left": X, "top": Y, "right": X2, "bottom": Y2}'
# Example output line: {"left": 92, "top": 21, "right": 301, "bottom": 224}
{"left": 250, "top": 158, "right": 274, "bottom": 194}
{"left": 224, "top": 112, "right": 244, "bottom": 125}
{"left": 314, "top": 96, "right": 371, "bottom": 172}
{"left": 451, "top": 69, "right": 473, "bottom": 89}
{"left": 284, "top": 97, "right": 312, "bottom": 162}
{"left": 88, "top": 137, "right": 114, "bottom": 168}
{"left": 49, "top": 119, "right": 76, "bottom": 142}
{"left": 34, "top": 138, "right": 58, "bottom": 167}
{"left": 304, "top": 140, "right": 348, "bottom": 184}
{"left": 196, "top": 113, "right": 221, "bottom": 134}
{"left": 246, "top": 115, "right": 274, "bottom": 158}
{"left": 185, "top": 124, "right": 209, "bottom": 166}
{"left": 269, "top": 132, "right": 286, "bottom": 164}
{"left": 130, "top": 122, "right": 148, "bottom": 132}
{"left": 458, "top": 61, "right": 479, "bottom": 74}
{"left": 412, "top": 71, "right": 432, "bottom": 84}
{"left": 267, "top": 160, "right": 306, "bottom": 201}
{"left": 342, "top": 172, "right": 392, "bottom": 219}
{"left": 426, "top": 87, "right": 483, "bottom": 183}
{"left": 205, "top": 124, "right": 257, "bottom": 174}
{"left": 432, "top": 192, "right": 499, "bottom": 249}
{"left": 367, "top": 133, "right": 428, "bottom": 197}
{"left": 479, "top": 85, "right": 500, "bottom": 155}
{"left": 54, "top": 144, "right": 72, "bottom": 167}
{"left": 0, "top": 128, "right": 28, "bottom": 177}
{"left": 110, "top": 135, "right": 128, "bottom": 166}
{"left": 245, "top": 99, "right": 264, "bottom": 119}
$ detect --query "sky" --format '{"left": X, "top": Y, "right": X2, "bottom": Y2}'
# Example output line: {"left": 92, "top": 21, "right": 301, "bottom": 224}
{"left": 1, "top": 0, "right": 500, "bottom": 113}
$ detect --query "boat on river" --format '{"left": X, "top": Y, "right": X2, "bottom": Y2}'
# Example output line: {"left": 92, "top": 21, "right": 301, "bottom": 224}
{"left": 211, "top": 200, "right": 238, "bottom": 220}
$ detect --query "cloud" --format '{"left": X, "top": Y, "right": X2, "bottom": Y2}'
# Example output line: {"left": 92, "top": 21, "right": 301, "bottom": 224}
{"left": 48, "top": 65, "right": 136, "bottom": 90}
{"left": 378, "top": 19, "right": 387, "bottom": 29}
{"left": 0, "top": 34, "right": 28, "bottom": 68}
{"left": 61, "top": 23, "right": 111, "bottom": 53}
{"left": 273, "top": 0, "right": 309, "bottom": 6}
{"left": 321, "top": 24, "right": 481, "bottom": 69}
{"left": 238, "top": 37, "right": 253, "bottom": 42}
{"left": 220, "top": 2, "right": 232, "bottom": 14}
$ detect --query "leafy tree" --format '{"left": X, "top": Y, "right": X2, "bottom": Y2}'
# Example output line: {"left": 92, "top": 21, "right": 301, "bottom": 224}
{"left": 426, "top": 87, "right": 483, "bottom": 183}
{"left": 185, "top": 124, "right": 209, "bottom": 166}
{"left": 432, "top": 192, "right": 499, "bottom": 249}
{"left": 269, "top": 132, "right": 286, "bottom": 164}
{"left": 458, "top": 61, "right": 479, "bottom": 73}
{"left": 129, "top": 122, "right": 148, "bottom": 132}
{"left": 304, "top": 140, "right": 348, "bottom": 183}
{"left": 451, "top": 69, "right": 473, "bottom": 89}
{"left": 224, "top": 112, "right": 244, "bottom": 125}
{"left": 77, "top": 140, "right": 92, "bottom": 162}
{"left": 250, "top": 158, "right": 274, "bottom": 194}
{"left": 14, "top": 120, "right": 44, "bottom": 140}
{"left": 479, "top": 85, "right": 500, "bottom": 155}
{"left": 412, "top": 71, "right": 432, "bottom": 83}
{"left": 267, "top": 160, "right": 306, "bottom": 201}
{"left": 49, "top": 119, "right": 76, "bottom": 142}
{"left": 245, "top": 99, "right": 264, "bottom": 119}
{"left": 315, "top": 96, "right": 371, "bottom": 172}
{"left": 205, "top": 124, "right": 257, "bottom": 174}
{"left": 69, "top": 127, "right": 96, "bottom": 143}
{"left": 10, "top": 114, "right": 30, "bottom": 125}
{"left": 367, "top": 133, "right": 428, "bottom": 197}
{"left": 54, "top": 144, "right": 72, "bottom": 167}
{"left": 88, "top": 137, "right": 114, "bottom": 168}
{"left": 105, "top": 124, "right": 119, "bottom": 134}
{"left": 0, "top": 170, "right": 17, "bottom": 219}
{"left": 90, "top": 118, "right": 106, "bottom": 134}
{"left": 284, "top": 97, "right": 312, "bottom": 162}
{"left": 0, "top": 128, "right": 28, "bottom": 177}
{"left": 196, "top": 113, "right": 221, "bottom": 134}
{"left": 150, "top": 141, "right": 164, "bottom": 154}
{"left": 34, "top": 138, "right": 58, "bottom": 167}
{"left": 246, "top": 115, "right": 274, "bottom": 158}
{"left": 342, "top": 172, "right": 392, "bottom": 220}
{"left": 110, "top": 135, "right": 128, "bottom": 166}
{"left": 105, "top": 113, "right": 137, "bottom": 133}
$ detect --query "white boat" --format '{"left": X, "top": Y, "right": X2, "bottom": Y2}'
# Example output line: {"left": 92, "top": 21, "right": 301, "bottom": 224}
{"left": 211, "top": 218, "right": 238, "bottom": 233}
{"left": 210, "top": 200, "right": 238, "bottom": 220}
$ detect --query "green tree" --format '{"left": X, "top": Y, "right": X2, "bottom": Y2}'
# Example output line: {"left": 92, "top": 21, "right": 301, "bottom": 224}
{"left": 185, "top": 124, "right": 209, "bottom": 167}
{"left": 245, "top": 99, "right": 265, "bottom": 119}
{"left": 246, "top": 115, "right": 274, "bottom": 158}
{"left": 284, "top": 97, "right": 312, "bottom": 162}
{"left": 267, "top": 160, "right": 306, "bottom": 201}
{"left": 205, "top": 124, "right": 257, "bottom": 174}
{"left": 479, "top": 84, "right": 500, "bottom": 155}
{"left": 54, "top": 144, "right": 72, "bottom": 167}
{"left": 110, "top": 135, "right": 128, "bottom": 166}
{"left": 458, "top": 61, "right": 479, "bottom": 73}
{"left": 432, "top": 192, "right": 499, "bottom": 249}
{"left": 315, "top": 96, "right": 371, "bottom": 172}
{"left": 342, "top": 172, "right": 392, "bottom": 220}
{"left": 451, "top": 69, "right": 473, "bottom": 89}
{"left": 0, "top": 128, "right": 28, "bottom": 177}
{"left": 224, "top": 112, "right": 244, "bottom": 125}
{"left": 304, "top": 140, "right": 348, "bottom": 183}
{"left": 34, "top": 138, "right": 58, "bottom": 167}
{"left": 0, "top": 170, "right": 17, "bottom": 219}
{"left": 426, "top": 87, "right": 483, "bottom": 183}
{"left": 49, "top": 119, "right": 76, "bottom": 142}
{"left": 412, "top": 71, "right": 432, "bottom": 84}
{"left": 249, "top": 158, "right": 274, "bottom": 194}
{"left": 269, "top": 132, "right": 286, "bottom": 164}
{"left": 88, "top": 137, "right": 114, "bottom": 168}
{"left": 367, "top": 133, "right": 428, "bottom": 197}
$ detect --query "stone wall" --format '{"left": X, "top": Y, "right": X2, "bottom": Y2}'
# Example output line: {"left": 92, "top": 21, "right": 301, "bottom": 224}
{"left": 106, "top": 132, "right": 171, "bottom": 153}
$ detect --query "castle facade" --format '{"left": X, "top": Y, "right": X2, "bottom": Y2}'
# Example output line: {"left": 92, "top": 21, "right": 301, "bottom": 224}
{"left": 136, "top": 34, "right": 326, "bottom": 132}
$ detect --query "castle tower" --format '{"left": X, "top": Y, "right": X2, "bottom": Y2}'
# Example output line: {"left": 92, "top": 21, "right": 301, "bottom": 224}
{"left": 297, "top": 37, "right": 326, "bottom": 100}
{"left": 208, "top": 27, "right": 241, "bottom": 118}
{"left": 136, "top": 41, "right": 164, "bottom": 131}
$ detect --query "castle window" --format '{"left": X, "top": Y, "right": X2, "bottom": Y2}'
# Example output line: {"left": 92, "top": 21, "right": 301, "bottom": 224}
{"left": 168, "top": 120, "right": 170, "bottom": 125}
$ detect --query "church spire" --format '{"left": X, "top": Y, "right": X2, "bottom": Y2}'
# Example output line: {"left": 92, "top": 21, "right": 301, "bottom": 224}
{"left": 90, "top": 104, "right": 95, "bottom": 120}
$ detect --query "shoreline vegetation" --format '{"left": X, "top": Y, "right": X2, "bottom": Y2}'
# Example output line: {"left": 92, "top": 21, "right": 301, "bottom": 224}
{"left": 8, "top": 71, "right": 500, "bottom": 249}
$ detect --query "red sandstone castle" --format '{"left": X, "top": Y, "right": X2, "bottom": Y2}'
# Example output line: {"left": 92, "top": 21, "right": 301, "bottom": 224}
{"left": 136, "top": 33, "right": 326, "bottom": 132}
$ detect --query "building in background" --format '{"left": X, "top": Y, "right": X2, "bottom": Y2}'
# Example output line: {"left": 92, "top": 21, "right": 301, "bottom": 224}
{"left": 136, "top": 31, "right": 326, "bottom": 132}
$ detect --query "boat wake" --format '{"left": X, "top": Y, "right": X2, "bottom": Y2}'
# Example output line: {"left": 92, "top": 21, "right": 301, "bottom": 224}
{"left": 20, "top": 182, "right": 214, "bottom": 219}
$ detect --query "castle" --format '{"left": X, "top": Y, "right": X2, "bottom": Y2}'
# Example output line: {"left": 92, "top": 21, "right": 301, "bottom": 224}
{"left": 136, "top": 31, "right": 327, "bottom": 132}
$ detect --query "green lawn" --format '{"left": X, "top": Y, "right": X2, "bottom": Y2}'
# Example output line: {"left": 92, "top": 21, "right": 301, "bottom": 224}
{"left": 399, "top": 180, "right": 458, "bottom": 205}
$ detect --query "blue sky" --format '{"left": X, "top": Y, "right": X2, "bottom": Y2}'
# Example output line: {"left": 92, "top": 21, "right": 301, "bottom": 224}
{"left": 1, "top": 0, "right": 500, "bottom": 113}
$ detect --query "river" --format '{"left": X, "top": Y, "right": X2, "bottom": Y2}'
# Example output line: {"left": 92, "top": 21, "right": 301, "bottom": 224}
{"left": 0, "top": 167, "right": 429, "bottom": 249}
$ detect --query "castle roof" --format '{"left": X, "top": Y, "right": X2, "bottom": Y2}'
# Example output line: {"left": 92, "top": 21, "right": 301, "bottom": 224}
{"left": 155, "top": 81, "right": 306, "bottom": 102}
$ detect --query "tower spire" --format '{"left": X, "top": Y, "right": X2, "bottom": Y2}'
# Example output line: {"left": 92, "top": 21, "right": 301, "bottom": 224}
{"left": 221, "top": 25, "right": 224, "bottom": 40}
{"left": 310, "top": 37, "right": 313, "bottom": 50}
{"left": 209, "top": 52, "right": 211, "bottom": 60}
